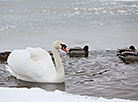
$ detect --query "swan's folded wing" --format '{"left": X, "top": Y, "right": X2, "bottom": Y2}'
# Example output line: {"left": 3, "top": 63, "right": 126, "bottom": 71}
{"left": 7, "top": 48, "right": 57, "bottom": 82}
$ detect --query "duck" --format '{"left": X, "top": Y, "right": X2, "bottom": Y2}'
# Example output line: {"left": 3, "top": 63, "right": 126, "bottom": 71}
{"left": 68, "top": 45, "right": 89, "bottom": 57}
{"left": 119, "top": 56, "right": 138, "bottom": 64}
{"left": 117, "top": 45, "right": 137, "bottom": 56}
{"left": 117, "top": 45, "right": 138, "bottom": 64}
{"left": 6, "top": 40, "right": 69, "bottom": 83}
{"left": 0, "top": 51, "right": 11, "bottom": 63}
{"left": 118, "top": 45, "right": 136, "bottom": 54}
{"left": 118, "top": 51, "right": 138, "bottom": 57}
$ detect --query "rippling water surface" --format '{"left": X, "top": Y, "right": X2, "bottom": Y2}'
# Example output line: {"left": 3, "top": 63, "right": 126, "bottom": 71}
{"left": 0, "top": 51, "right": 138, "bottom": 100}
{"left": 0, "top": 0, "right": 138, "bottom": 50}
{"left": 0, "top": 0, "right": 138, "bottom": 101}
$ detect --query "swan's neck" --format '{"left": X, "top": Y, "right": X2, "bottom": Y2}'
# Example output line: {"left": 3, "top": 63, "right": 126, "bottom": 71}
{"left": 52, "top": 47, "right": 65, "bottom": 76}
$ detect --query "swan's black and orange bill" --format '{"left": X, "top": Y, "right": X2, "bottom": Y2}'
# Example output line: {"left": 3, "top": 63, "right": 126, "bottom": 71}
{"left": 60, "top": 44, "right": 69, "bottom": 53}
{"left": 62, "top": 47, "right": 69, "bottom": 53}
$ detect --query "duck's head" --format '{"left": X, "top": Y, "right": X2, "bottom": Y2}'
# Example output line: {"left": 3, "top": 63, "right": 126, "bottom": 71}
{"left": 83, "top": 45, "right": 89, "bottom": 51}
{"left": 129, "top": 45, "right": 136, "bottom": 52}
{"left": 53, "top": 40, "right": 69, "bottom": 53}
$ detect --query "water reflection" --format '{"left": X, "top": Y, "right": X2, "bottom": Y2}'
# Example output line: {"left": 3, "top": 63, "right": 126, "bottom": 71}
{"left": 7, "top": 77, "right": 65, "bottom": 91}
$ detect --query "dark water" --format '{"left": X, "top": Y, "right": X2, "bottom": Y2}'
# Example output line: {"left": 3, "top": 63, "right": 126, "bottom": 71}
{"left": 0, "top": 50, "right": 138, "bottom": 100}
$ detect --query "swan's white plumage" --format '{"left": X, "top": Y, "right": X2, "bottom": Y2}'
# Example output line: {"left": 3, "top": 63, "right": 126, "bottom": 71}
{"left": 6, "top": 40, "right": 67, "bottom": 83}
{"left": 7, "top": 46, "right": 62, "bottom": 83}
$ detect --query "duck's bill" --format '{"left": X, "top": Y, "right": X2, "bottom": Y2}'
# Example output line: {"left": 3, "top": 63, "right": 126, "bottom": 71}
{"left": 62, "top": 47, "right": 69, "bottom": 53}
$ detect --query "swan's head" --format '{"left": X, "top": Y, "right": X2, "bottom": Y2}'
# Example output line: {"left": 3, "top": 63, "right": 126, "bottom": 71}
{"left": 53, "top": 40, "right": 69, "bottom": 53}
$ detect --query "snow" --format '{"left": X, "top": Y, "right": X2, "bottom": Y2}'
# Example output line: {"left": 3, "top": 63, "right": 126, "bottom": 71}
{"left": 0, "top": 87, "right": 137, "bottom": 102}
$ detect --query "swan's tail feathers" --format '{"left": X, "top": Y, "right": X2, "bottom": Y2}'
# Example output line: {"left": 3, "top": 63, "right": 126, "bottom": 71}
{"left": 5, "top": 65, "right": 17, "bottom": 77}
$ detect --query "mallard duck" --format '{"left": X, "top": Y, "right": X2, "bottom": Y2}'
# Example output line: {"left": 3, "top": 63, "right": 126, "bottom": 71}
{"left": 68, "top": 45, "right": 89, "bottom": 57}
{"left": 119, "top": 56, "right": 138, "bottom": 64}
{"left": 118, "top": 51, "right": 138, "bottom": 57}
{"left": 118, "top": 45, "right": 136, "bottom": 54}
{"left": 0, "top": 51, "right": 11, "bottom": 63}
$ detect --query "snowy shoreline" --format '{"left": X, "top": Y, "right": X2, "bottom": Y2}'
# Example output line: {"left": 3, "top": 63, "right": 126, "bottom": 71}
{"left": 0, "top": 87, "right": 137, "bottom": 102}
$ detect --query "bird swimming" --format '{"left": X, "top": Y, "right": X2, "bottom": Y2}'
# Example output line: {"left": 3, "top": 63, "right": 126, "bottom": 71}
{"left": 0, "top": 51, "right": 11, "bottom": 63}
{"left": 118, "top": 45, "right": 136, "bottom": 54}
{"left": 117, "top": 45, "right": 138, "bottom": 64}
{"left": 6, "top": 40, "right": 69, "bottom": 83}
{"left": 68, "top": 45, "right": 89, "bottom": 57}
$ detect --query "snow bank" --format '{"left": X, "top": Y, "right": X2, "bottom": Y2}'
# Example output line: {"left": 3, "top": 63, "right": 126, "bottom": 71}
{"left": 0, "top": 87, "right": 137, "bottom": 102}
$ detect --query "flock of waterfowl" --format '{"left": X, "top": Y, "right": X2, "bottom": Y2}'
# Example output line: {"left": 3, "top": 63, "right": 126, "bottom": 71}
{"left": 0, "top": 43, "right": 89, "bottom": 64}
{"left": 0, "top": 41, "right": 89, "bottom": 83}
{"left": 0, "top": 40, "right": 137, "bottom": 83}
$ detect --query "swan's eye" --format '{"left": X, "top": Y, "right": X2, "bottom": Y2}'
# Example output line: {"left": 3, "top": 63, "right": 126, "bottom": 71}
{"left": 60, "top": 44, "right": 67, "bottom": 49}
{"left": 60, "top": 44, "right": 69, "bottom": 53}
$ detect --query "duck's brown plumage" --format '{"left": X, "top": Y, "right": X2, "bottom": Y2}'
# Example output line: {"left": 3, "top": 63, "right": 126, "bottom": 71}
{"left": 117, "top": 45, "right": 138, "bottom": 64}
{"left": 0, "top": 51, "right": 11, "bottom": 63}
{"left": 68, "top": 45, "right": 89, "bottom": 57}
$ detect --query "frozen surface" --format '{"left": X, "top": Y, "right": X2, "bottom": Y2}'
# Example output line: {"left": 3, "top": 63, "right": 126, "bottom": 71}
{"left": 0, "top": 87, "right": 137, "bottom": 102}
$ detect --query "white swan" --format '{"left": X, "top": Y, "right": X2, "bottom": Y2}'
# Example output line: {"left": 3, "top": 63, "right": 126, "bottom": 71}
{"left": 6, "top": 40, "right": 69, "bottom": 83}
